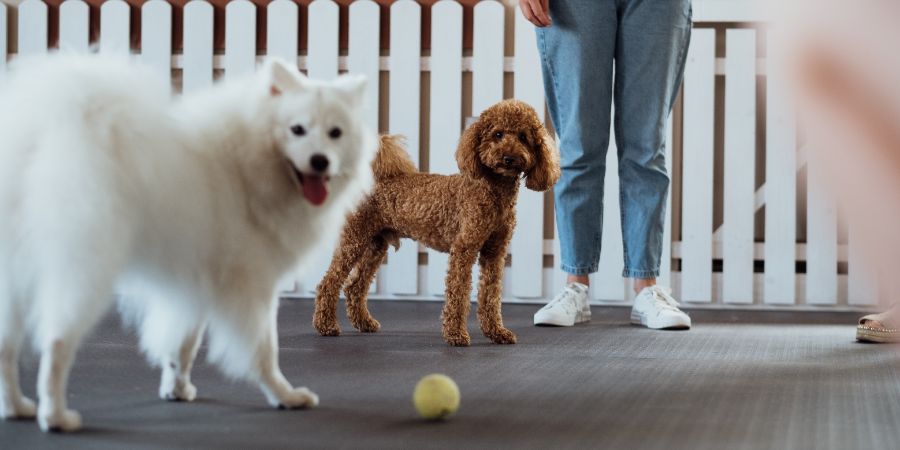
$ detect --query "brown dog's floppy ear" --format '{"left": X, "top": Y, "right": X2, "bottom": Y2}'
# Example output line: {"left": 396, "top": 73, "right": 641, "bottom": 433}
{"left": 456, "top": 116, "right": 486, "bottom": 179}
{"left": 525, "top": 125, "right": 561, "bottom": 192}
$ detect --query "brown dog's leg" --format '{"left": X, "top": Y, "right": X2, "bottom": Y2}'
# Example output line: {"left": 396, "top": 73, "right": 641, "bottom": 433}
{"left": 442, "top": 245, "right": 479, "bottom": 346}
{"left": 313, "top": 227, "right": 373, "bottom": 336}
{"left": 345, "top": 237, "right": 387, "bottom": 333}
{"left": 476, "top": 249, "right": 517, "bottom": 344}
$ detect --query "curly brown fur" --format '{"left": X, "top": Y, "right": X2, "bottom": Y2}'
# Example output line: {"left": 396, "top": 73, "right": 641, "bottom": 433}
{"left": 313, "top": 99, "right": 560, "bottom": 346}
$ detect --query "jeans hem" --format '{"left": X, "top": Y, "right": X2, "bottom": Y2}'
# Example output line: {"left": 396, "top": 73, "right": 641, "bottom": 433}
{"left": 622, "top": 268, "right": 660, "bottom": 279}
{"left": 562, "top": 264, "right": 597, "bottom": 276}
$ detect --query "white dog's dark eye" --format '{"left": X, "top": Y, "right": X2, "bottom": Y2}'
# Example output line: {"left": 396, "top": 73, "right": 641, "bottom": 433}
{"left": 329, "top": 127, "right": 342, "bottom": 139}
{"left": 494, "top": 131, "right": 504, "bottom": 140}
{"left": 291, "top": 124, "right": 306, "bottom": 136}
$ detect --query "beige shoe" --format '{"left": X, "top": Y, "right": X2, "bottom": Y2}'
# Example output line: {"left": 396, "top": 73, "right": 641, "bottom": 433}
{"left": 857, "top": 307, "right": 900, "bottom": 343}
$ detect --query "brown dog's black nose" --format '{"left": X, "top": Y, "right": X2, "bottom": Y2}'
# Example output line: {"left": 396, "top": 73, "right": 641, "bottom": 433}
{"left": 310, "top": 154, "right": 329, "bottom": 173}
{"left": 502, "top": 155, "right": 518, "bottom": 167}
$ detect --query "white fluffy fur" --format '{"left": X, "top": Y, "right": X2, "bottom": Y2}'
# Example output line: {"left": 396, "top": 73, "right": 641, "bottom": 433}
{"left": 0, "top": 53, "right": 376, "bottom": 432}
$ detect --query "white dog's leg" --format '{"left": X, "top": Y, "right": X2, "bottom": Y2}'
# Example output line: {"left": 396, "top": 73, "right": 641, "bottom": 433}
{"left": 36, "top": 337, "right": 83, "bottom": 432}
{"left": 210, "top": 295, "right": 317, "bottom": 409}
{"left": 256, "top": 330, "right": 319, "bottom": 409}
{"left": 34, "top": 274, "right": 116, "bottom": 432}
{"left": 158, "top": 323, "right": 205, "bottom": 402}
{"left": 0, "top": 301, "right": 36, "bottom": 420}
{"left": 252, "top": 304, "right": 318, "bottom": 409}
{"left": 133, "top": 299, "right": 206, "bottom": 402}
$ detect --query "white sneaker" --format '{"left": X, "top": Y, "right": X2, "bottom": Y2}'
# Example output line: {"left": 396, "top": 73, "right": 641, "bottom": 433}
{"left": 631, "top": 286, "right": 691, "bottom": 330}
{"left": 534, "top": 282, "right": 591, "bottom": 326}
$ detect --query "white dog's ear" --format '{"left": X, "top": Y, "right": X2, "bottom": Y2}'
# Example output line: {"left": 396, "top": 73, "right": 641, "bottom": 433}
{"left": 263, "top": 58, "right": 309, "bottom": 96}
{"left": 333, "top": 74, "right": 367, "bottom": 106}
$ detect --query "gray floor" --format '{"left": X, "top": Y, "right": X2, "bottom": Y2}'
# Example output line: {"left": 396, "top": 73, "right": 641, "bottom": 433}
{"left": 1, "top": 300, "right": 898, "bottom": 450}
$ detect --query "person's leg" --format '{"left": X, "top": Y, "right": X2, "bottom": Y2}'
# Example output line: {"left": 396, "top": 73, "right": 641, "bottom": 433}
{"left": 537, "top": 0, "right": 617, "bottom": 283}
{"left": 614, "top": 0, "right": 692, "bottom": 329}
{"left": 533, "top": 0, "right": 616, "bottom": 326}
{"left": 614, "top": 0, "right": 692, "bottom": 291}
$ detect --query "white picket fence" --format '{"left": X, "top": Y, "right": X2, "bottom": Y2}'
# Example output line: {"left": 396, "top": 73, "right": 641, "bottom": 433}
{"left": 1, "top": 0, "right": 881, "bottom": 310}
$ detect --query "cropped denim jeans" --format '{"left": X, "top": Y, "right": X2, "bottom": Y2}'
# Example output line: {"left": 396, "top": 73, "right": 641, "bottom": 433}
{"left": 537, "top": 0, "right": 692, "bottom": 279}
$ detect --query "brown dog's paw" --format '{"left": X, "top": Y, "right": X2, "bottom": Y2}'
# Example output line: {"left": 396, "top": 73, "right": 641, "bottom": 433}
{"left": 313, "top": 318, "right": 342, "bottom": 336}
{"left": 444, "top": 332, "right": 471, "bottom": 347}
{"left": 317, "top": 326, "right": 342, "bottom": 337}
{"left": 351, "top": 316, "right": 381, "bottom": 333}
{"left": 486, "top": 327, "right": 517, "bottom": 345}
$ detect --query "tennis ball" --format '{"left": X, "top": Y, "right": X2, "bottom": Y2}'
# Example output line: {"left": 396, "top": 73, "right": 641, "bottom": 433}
{"left": 413, "top": 374, "right": 460, "bottom": 420}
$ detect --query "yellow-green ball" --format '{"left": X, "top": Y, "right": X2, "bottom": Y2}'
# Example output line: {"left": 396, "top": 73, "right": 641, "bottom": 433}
{"left": 413, "top": 374, "right": 460, "bottom": 420}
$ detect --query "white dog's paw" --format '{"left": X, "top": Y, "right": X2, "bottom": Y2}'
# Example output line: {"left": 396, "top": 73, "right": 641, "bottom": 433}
{"left": 38, "top": 408, "right": 82, "bottom": 433}
{"left": 160, "top": 380, "right": 197, "bottom": 402}
{"left": 275, "top": 387, "right": 319, "bottom": 410}
{"left": 1, "top": 396, "right": 37, "bottom": 420}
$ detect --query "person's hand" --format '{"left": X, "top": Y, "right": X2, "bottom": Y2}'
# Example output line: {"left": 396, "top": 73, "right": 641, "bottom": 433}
{"left": 519, "top": 0, "right": 551, "bottom": 27}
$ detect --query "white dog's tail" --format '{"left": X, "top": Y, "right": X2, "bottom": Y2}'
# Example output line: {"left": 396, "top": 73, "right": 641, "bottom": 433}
{"left": 372, "top": 135, "right": 417, "bottom": 181}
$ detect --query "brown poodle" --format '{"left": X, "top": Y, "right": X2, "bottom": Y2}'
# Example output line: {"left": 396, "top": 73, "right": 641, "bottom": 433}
{"left": 312, "top": 99, "right": 560, "bottom": 346}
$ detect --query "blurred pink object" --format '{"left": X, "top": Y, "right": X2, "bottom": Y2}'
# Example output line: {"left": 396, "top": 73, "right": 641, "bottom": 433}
{"left": 777, "top": 0, "right": 900, "bottom": 339}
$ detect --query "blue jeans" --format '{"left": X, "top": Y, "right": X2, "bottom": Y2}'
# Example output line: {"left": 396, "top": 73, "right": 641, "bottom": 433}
{"left": 537, "top": 0, "right": 692, "bottom": 279}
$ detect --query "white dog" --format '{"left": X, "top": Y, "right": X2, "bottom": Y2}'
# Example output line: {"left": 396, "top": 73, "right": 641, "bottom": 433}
{"left": 0, "top": 53, "right": 376, "bottom": 432}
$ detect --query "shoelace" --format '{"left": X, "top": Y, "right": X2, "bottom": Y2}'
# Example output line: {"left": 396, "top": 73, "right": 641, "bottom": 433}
{"left": 648, "top": 286, "right": 681, "bottom": 312}
{"left": 546, "top": 288, "right": 580, "bottom": 314}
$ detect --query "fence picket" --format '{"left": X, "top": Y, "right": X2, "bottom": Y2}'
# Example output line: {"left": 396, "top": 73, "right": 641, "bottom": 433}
{"left": 224, "top": 0, "right": 256, "bottom": 79}
{"left": 18, "top": 0, "right": 48, "bottom": 56}
{"left": 100, "top": 0, "right": 130, "bottom": 55}
{"left": 764, "top": 30, "right": 797, "bottom": 305}
{"left": 348, "top": 0, "right": 381, "bottom": 295}
{"left": 511, "top": 9, "right": 545, "bottom": 299}
{"left": 426, "top": 0, "right": 463, "bottom": 297}
{"left": 723, "top": 29, "right": 756, "bottom": 304}
{"left": 680, "top": 28, "right": 716, "bottom": 303}
{"left": 466, "top": 0, "right": 505, "bottom": 294}
{"left": 592, "top": 119, "right": 625, "bottom": 302}
{"left": 384, "top": 0, "right": 421, "bottom": 295}
{"left": 348, "top": 0, "right": 380, "bottom": 131}
{"left": 141, "top": 0, "right": 172, "bottom": 86}
{"left": 0, "top": 4, "right": 5, "bottom": 76}
{"left": 266, "top": 0, "right": 298, "bottom": 293}
{"left": 59, "top": 0, "right": 90, "bottom": 52}
{"left": 266, "top": 0, "right": 299, "bottom": 65}
{"left": 848, "top": 228, "right": 878, "bottom": 306}
{"left": 471, "top": 1, "right": 504, "bottom": 114}
{"left": 553, "top": 230, "right": 566, "bottom": 295}
{"left": 805, "top": 151, "right": 838, "bottom": 304}
{"left": 301, "top": 0, "right": 341, "bottom": 292}
{"left": 660, "top": 115, "right": 674, "bottom": 288}
{"left": 183, "top": 1, "right": 214, "bottom": 93}
{"left": 307, "top": 0, "right": 339, "bottom": 80}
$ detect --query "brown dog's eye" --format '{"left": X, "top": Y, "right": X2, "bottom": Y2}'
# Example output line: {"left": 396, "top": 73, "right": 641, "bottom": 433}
{"left": 518, "top": 132, "right": 528, "bottom": 145}
{"left": 494, "top": 131, "right": 504, "bottom": 140}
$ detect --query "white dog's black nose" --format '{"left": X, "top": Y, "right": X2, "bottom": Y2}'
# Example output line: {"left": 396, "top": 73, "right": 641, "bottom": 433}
{"left": 310, "top": 154, "right": 329, "bottom": 173}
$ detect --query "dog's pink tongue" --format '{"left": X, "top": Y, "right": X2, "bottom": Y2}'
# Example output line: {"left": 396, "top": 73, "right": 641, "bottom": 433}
{"left": 302, "top": 175, "right": 328, "bottom": 206}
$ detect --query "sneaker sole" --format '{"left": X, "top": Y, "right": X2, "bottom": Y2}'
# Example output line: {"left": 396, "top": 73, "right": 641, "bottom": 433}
{"left": 534, "top": 311, "right": 590, "bottom": 327}
{"left": 534, "top": 314, "right": 575, "bottom": 327}
{"left": 575, "top": 309, "right": 591, "bottom": 324}
{"left": 534, "top": 320, "right": 575, "bottom": 327}
{"left": 630, "top": 312, "right": 690, "bottom": 330}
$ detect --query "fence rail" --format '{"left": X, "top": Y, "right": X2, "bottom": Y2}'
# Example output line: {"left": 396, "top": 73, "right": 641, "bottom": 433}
{"left": 1, "top": 0, "right": 880, "bottom": 310}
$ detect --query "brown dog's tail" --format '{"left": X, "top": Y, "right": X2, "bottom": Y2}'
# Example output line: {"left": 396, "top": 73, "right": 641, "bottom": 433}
{"left": 372, "top": 135, "right": 418, "bottom": 181}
